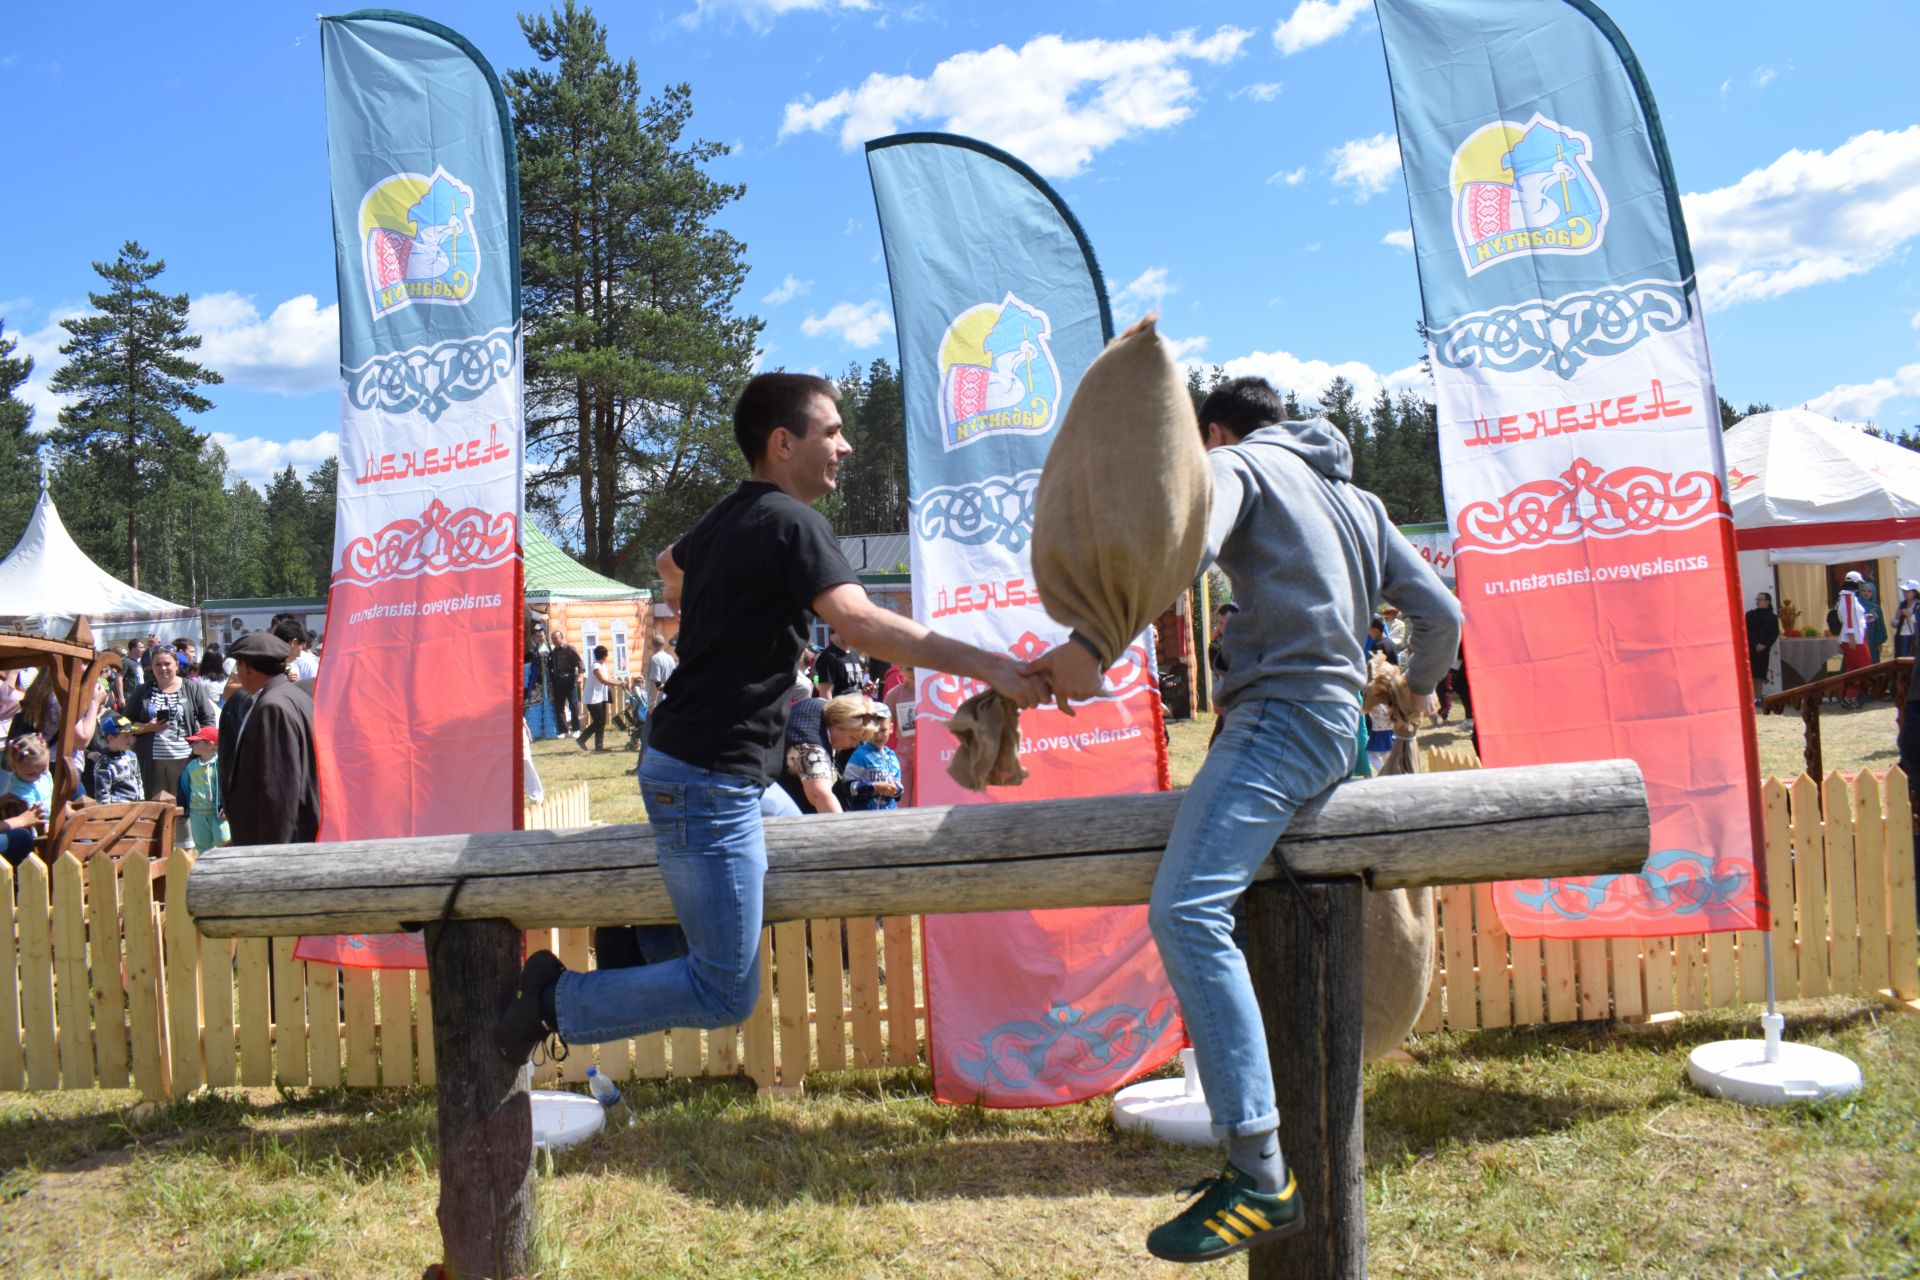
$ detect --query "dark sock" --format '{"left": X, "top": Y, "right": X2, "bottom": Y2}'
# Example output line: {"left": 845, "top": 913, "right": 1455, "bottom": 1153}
{"left": 1228, "top": 1130, "right": 1286, "bottom": 1194}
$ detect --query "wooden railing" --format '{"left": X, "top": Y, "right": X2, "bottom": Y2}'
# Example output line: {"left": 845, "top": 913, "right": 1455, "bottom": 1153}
{"left": 1760, "top": 656, "right": 1911, "bottom": 781}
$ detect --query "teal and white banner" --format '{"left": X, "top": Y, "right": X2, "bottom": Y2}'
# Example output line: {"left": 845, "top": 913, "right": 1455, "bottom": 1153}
{"left": 302, "top": 12, "right": 525, "bottom": 968}
{"left": 868, "top": 133, "right": 1180, "bottom": 1107}
{"left": 1376, "top": 0, "right": 1763, "bottom": 940}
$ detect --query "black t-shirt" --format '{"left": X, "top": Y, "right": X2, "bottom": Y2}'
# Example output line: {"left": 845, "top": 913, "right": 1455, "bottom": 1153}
{"left": 817, "top": 644, "right": 865, "bottom": 696}
{"left": 548, "top": 643, "right": 583, "bottom": 686}
{"left": 648, "top": 482, "right": 860, "bottom": 785}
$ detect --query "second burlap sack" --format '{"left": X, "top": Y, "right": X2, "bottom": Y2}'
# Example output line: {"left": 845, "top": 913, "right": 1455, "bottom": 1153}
{"left": 1359, "top": 652, "right": 1436, "bottom": 1060}
{"left": 1030, "top": 314, "right": 1212, "bottom": 667}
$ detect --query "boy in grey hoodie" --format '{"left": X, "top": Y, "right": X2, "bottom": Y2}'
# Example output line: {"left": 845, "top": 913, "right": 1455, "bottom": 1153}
{"left": 1029, "top": 376, "right": 1461, "bottom": 1262}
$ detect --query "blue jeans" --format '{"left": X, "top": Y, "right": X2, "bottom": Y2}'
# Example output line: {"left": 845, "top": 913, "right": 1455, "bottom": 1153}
{"left": 553, "top": 750, "right": 799, "bottom": 1044}
{"left": 1149, "top": 698, "right": 1359, "bottom": 1139}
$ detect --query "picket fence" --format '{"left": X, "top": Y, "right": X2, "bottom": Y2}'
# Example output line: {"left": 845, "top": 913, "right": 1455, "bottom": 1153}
{"left": 1414, "top": 748, "right": 1919, "bottom": 1031}
{"left": 2, "top": 763, "right": 1915, "bottom": 1100}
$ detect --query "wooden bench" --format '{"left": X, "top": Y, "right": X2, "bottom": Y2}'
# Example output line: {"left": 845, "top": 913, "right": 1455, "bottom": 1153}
{"left": 189, "top": 759, "right": 1650, "bottom": 1280}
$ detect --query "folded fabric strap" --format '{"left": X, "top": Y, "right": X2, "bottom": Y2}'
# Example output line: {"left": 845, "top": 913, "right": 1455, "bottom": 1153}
{"left": 945, "top": 690, "right": 1027, "bottom": 791}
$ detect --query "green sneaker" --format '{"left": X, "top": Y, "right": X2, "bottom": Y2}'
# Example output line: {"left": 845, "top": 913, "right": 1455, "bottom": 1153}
{"left": 1145, "top": 1163, "right": 1304, "bottom": 1263}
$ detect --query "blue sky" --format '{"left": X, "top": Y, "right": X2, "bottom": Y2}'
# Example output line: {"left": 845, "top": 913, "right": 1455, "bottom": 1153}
{"left": 4, "top": 0, "right": 1918, "bottom": 489}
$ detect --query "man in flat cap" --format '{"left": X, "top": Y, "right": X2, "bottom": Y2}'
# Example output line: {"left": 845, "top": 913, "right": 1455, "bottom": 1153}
{"left": 223, "top": 630, "right": 320, "bottom": 846}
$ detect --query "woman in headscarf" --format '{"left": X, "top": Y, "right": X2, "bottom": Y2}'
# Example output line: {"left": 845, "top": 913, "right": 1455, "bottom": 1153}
{"left": 1862, "top": 578, "right": 1889, "bottom": 664}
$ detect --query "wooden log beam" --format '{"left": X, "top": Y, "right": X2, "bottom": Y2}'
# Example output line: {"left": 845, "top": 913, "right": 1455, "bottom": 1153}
{"left": 188, "top": 760, "right": 1648, "bottom": 937}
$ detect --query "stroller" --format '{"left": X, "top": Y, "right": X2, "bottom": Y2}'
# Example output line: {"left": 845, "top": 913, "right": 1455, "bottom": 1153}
{"left": 613, "top": 687, "right": 648, "bottom": 752}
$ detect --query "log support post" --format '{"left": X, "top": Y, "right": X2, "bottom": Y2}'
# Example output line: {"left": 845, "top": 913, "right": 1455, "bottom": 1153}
{"left": 1247, "top": 876, "right": 1366, "bottom": 1280}
{"left": 425, "top": 919, "right": 534, "bottom": 1280}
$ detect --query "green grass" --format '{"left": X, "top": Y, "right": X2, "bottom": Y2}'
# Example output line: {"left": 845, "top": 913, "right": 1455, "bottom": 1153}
{"left": 3, "top": 710, "right": 1909, "bottom": 1276}
{"left": 1, "top": 1000, "right": 1913, "bottom": 1277}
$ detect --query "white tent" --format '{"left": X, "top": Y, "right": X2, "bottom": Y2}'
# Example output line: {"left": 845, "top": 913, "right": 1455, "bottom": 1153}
{"left": 0, "top": 476, "right": 199, "bottom": 646}
{"left": 1726, "top": 408, "right": 1920, "bottom": 609}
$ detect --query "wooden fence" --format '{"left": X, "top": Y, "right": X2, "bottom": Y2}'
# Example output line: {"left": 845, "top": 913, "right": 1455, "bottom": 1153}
{"left": 1413, "top": 752, "right": 1919, "bottom": 1031}
{"left": 3, "top": 765, "right": 1915, "bottom": 1099}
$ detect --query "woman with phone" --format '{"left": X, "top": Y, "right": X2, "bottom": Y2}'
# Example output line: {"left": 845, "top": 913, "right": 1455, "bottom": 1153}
{"left": 131, "top": 647, "right": 217, "bottom": 806}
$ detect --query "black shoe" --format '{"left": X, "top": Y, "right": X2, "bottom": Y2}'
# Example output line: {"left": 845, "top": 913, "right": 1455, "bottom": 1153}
{"left": 496, "top": 950, "right": 569, "bottom": 1066}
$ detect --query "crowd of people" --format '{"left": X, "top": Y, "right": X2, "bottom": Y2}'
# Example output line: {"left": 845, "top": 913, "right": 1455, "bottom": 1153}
{"left": 0, "top": 617, "right": 322, "bottom": 865}
{"left": 1743, "top": 572, "right": 1920, "bottom": 710}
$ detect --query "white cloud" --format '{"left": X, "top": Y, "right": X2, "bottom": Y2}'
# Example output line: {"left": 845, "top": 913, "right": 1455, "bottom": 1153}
{"left": 7, "top": 291, "right": 336, "bottom": 437}
{"left": 1267, "top": 166, "right": 1308, "bottom": 187}
{"left": 800, "top": 299, "right": 895, "bottom": 349}
{"left": 208, "top": 431, "right": 340, "bottom": 488}
{"left": 1204, "top": 346, "right": 1426, "bottom": 408}
{"left": 6, "top": 305, "right": 87, "bottom": 429}
{"left": 1114, "top": 267, "right": 1176, "bottom": 314}
{"left": 1910, "top": 311, "right": 1920, "bottom": 332}
{"left": 1273, "top": 0, "right": 1370, "bottom": 55}
{"left": 1382, "top": 228, "right": 1414, "bottom": 251}
{"left": 1684, "top": 126, "right": 1920, "bottom": 309}
{"left": 763, "top": 274, "right": 813, "bottom": 306}
{"left": 190, "top": 292, "right": 338, "bottom": 395}
{"left": 1750, "top": 65, "right": 1779, "bottom": 89}
{"left": 1327, "top": 132, "right": 1401, "bottom": 200}
{"left": 779, "top": 27, "right": 1252, "bottom": 179}
{"left": 1804, "top": 363, "right": 1920, "bottom": 423}
{"left": 1231, "top": 82, "right": 1284, "bottom": 103}
{"left": 1164, "top": 334, "right": 1210, "bottom": 362}
{"left": 676, "top": 0, "right": 872, "bottom": 32}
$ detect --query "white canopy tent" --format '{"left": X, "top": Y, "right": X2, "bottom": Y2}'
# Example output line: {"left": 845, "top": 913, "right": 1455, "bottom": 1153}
{"left": 1726, "top": 407, "right": 1920, "bottom": 606}
{"left": 0, "top": 476, "right": 199, "bottom": 646}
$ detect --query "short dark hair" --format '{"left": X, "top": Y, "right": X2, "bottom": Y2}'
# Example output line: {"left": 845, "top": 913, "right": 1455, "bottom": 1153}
{"left": 273, "top": 619, "right": 310, "bottom": 647}
{"left": 1197, "top": 377, "right": 1284, "bottom": 442}
{"left": 733, "top": 372, "right": 839, "bottom": 465}
{"left": 593, "top": 645, "right": 609, "bottom": 661}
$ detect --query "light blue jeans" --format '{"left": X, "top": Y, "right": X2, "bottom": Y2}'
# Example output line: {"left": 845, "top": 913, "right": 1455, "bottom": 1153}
{"left": 553, "top": 749, "right": 799, "bottom": 1044}
{"left": 1149, "top": 698, "right": 1360, "bottom": 1139}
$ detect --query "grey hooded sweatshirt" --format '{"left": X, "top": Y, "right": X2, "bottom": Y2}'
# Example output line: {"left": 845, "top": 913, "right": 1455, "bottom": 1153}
{"left": 1204, "top": 417, "right": 1462, "bottom": 711}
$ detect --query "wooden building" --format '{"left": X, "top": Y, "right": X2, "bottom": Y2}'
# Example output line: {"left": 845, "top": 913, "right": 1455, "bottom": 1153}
{"left": 524, "top": 524, "right": 653, "bottom": 681}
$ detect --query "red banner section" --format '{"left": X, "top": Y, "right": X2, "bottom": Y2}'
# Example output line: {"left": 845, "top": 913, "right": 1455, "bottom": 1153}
{"left": 1463, "top": 486, "right": 1764, "bottom": 937}
{"left": 928, "top": 905, "right": 1182, "bottom": 1107}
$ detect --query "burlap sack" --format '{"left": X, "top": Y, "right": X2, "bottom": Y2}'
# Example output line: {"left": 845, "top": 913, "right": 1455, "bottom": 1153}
{"left": 1359, "top": 652, "right": 1435, "bottom": 1060}
{"left": 946, "top": 315, "right": 1210, "bottom": 792}
{"left": 1031, "top": 314, "right": 1212, "bottom": 666}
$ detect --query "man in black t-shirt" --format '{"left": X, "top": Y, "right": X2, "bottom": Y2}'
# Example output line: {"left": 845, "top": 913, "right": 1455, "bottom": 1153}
{"left": 499, "top": 372, "right": 1050, "bottom": 1064}
{"left": 816, "top": 629, "right": 864, "bottom": 697}
{"left": 546, "top": 639, "right": 584, "bottom": 735}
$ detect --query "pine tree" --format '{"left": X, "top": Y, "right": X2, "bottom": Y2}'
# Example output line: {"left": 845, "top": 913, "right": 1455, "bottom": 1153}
{"left": 1319, "top": 376, "right": 1364, "bottom": 488}
{"left": 830, "top": 358, "right": 909, "bottom": 535}
{"left": 303, "top": 457, "right": 340, "bottom": 589}
{"left": 47, "top": 241, "right": 221, "bottom": 588}
{"left": 510, "top": 2, "right": 760, "bottom": 576}
{"left": 0, "top": 319, "right": 39, "bottom": 551}
{"left": 224, "top": 480, "right": 270, "bottom": 599}
{"left": 261, "top": 466, "right": 317, "bottom": 596}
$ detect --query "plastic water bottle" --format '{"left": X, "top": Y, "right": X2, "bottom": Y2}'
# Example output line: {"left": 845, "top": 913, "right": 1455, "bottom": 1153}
{"left": 586, "top": 1067, "right": 633, "bottom": 1127}
{"left": 586, "top": 1066, "right": 620, "bottom": 1108}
